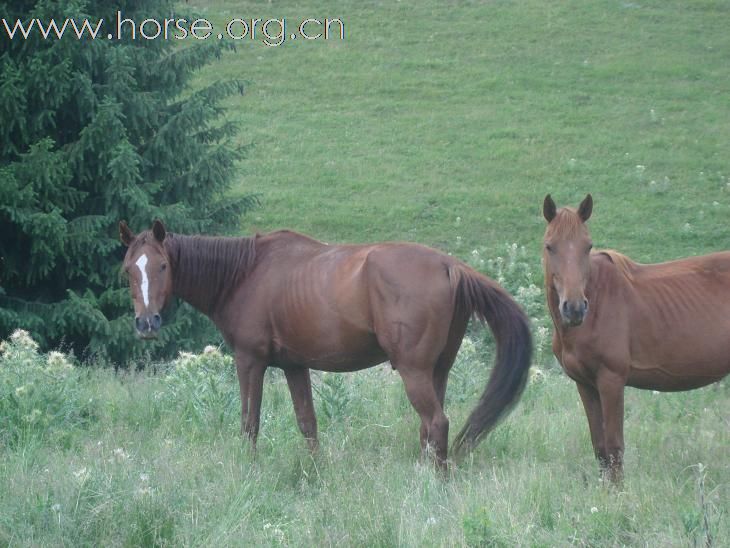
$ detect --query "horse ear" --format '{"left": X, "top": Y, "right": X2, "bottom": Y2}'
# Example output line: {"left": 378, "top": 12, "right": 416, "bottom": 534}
{"left": 152, "top": 219, "right": 166, "bottom": 242}
{"left": 543, "top": 194, "right": 557, "bottom": 222}
{"left": 578, "top": 194, "right": 593, "bottom": 222}
{"left": 119, "top": 221, "right": 135, "bottom": 247}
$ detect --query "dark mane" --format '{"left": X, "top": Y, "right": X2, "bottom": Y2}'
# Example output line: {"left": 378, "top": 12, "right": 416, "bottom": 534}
{"left": 165, "top": 233, "right": 257, "bottom": 313}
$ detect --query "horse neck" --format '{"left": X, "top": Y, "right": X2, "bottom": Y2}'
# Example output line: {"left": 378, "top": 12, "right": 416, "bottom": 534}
{"left": 165, "top": 234, "right": 256, "bottom": 317}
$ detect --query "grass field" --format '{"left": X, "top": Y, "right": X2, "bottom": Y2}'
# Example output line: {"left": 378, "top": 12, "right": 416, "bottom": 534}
{"left": 2, "top": 0, "right": 730, "bottom": 545}
{"left": 197, "top": 0, "right": 730, "bottom": 262}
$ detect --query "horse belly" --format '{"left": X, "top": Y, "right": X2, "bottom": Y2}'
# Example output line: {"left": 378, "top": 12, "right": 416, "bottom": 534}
{"left": 627, "top": 347, "right": 730, "bottom": 391}
{"left": 627, "top": 367, "right": 728, "bottom": 391}
{"left": 270, "top": 304, "right": 388, "bottom": 372}
{"left": 272, "top": 332, "right": 388, "bottom": 372}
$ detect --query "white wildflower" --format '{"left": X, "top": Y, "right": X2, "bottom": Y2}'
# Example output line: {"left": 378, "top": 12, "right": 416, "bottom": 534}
{"left": 112, "top": 447, "right": 130, "bottom": 462}
{"left": 177, "top": 351, "right": 196, "bottom": 363}
{"left": 46, "top": 351, "right": 73, "bottom": 375}
{"left": 10, "top": 329, "right": 38, "bottom": 351}
{"left": 23, "top": 409, "right": 42, "bottom": 424}
{"left": 73, "top": 467, "right": 89, "bottom": 482}
{"left": 530, "top": 367, "right": 546, "bottom": 382}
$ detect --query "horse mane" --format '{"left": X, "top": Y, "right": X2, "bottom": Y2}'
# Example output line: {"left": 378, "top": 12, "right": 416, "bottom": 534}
{"left": 549, "top": 208, "right": 587, "bottom": 238}
{"left": 596, "top": 249, "right": 637, "bottom": 281}
{"left": 164, "top": 233, "right": 257, "bottom": 313}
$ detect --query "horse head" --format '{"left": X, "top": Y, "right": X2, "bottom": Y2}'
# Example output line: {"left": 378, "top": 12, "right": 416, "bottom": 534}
{"left": 119, "top": 220, "right": 173, "bottom": 339}
{"left": 542, "top": 194, "right": 593, "bottom": 327}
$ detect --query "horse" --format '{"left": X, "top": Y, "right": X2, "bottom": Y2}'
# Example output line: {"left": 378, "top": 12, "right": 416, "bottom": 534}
{"left": 542, "top": 194, "right": 730, "bottom": 482}
{"left": 119, "top": 220, "right": 532, "bottom": 466}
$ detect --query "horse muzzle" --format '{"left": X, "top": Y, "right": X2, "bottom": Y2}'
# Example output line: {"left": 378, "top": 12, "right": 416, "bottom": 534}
{"left": 135, "top": 313, "right": 162, "bottom": 339}
{"left": 560, "top": 299, "right": 588, "bottom": 327}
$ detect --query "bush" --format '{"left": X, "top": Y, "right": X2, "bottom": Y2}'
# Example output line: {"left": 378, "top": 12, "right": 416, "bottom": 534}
{"left": 160, "top": 346, "right": 239, "bottom": 432}
{"left": 0, "top": 329, "right": 95, "bottom": 447}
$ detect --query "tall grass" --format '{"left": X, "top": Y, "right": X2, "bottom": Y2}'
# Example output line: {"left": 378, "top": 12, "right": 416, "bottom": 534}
{"left": 1, "top": 239, "right": 727, "bottom": 545}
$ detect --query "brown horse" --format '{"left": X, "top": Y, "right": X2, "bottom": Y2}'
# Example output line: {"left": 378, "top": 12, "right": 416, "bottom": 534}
{"left": 119, "top": 220, "right": 532, "bottom": 465}
{"left": 542, "top": 194, "right": 730, "bottom": 482}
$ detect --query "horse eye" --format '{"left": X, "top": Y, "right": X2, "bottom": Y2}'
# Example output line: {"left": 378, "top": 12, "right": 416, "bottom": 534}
{"left": 545, "top": 243, "right": 554, "bottom": 253}
{"left": 160, "top": 263, "right": 167, "bottom": 272}
{"left": 587, "top": 243, "right": 593, "bottom": 252}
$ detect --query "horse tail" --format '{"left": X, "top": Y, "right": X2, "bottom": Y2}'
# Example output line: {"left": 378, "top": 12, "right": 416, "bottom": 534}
{"left": 449, "top": 265, "right": 532, "bottom": 457}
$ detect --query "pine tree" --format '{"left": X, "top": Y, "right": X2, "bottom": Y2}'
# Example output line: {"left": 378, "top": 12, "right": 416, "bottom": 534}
{"left": 0, "top": 0, "right": 258, "bottom": 363}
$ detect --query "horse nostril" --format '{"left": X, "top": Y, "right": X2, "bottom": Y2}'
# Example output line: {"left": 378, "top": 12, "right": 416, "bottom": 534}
{"left": 152, "top": 314, "right": 162, "bottom": 330}
{"left": 582, "top": 299, "right": 589, "bottom": 313}
{"left": 135, "top": 316, "right": 145, "bottom": 331}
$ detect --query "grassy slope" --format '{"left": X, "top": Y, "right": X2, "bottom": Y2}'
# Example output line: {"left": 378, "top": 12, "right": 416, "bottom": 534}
{"left": 198, "top": 0, "right": 730, "bottom": 263}
{"left": 2, "top": 0, "right": 729, "bottom": 545}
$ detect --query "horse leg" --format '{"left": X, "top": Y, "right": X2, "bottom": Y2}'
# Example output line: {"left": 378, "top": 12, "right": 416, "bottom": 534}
{"left": 235, "top": 354, "right": 253, "bottom": 436}
{"left": 417, "top": 318, "right": 466, "bottom": 446}
{"left": 576, "top": 382, "right": 607, "bottom": 470}
{"left": 240, "top": 362, "right": 267, "bottom": 449}
{"left": 419, "top": 359, "right": 451, "bottom": 448}
{"left": 426, "top": 366, "right": 449, "bottom": 448}
{"left": 596, "top": 372, "right": 625, "bottom": 484}
{"left": 398, "top": 366, "right": 449, "bottom": 468}
{"left": 283, "top": 367, "right": 318, "bottom": 453}
{"left": 433, "top": 318, "right": 467, "bottom": 408}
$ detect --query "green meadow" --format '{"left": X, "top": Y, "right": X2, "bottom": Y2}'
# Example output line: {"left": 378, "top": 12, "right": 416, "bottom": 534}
{"left": 1, "top": 0, "right": 729, "bottom": 545}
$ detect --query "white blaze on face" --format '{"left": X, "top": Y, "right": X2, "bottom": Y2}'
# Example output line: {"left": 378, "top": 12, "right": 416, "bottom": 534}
{"left": 135, "top": 254, "right": 150, "bottom": 308}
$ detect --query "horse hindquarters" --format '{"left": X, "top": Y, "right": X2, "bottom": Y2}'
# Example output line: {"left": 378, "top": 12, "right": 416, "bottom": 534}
{"left": 365, "top": 248, "right": 459, "bottom": 466}
{"left": 377, "top": 313, "right": 455, "bottom": 466}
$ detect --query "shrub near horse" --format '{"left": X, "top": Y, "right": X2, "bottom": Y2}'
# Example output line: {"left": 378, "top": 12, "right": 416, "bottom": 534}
{"left": 119, "top": 220, "right": 532, "bottom": 466}
{"left": 542, "top": 194, "right": 730, "bottom": 483}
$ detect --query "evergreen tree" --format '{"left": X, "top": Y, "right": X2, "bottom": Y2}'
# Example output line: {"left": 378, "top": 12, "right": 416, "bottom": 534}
{"left": 0, "top": 0, "right": 258, "bottom": 363}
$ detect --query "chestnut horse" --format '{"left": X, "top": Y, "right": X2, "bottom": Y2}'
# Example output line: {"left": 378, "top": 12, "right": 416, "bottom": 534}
{"left": 542, "top": 194, "right": 730, "bottom": 482}
{"left": 119, "top": 220, "right": 532, "bottom": 465}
